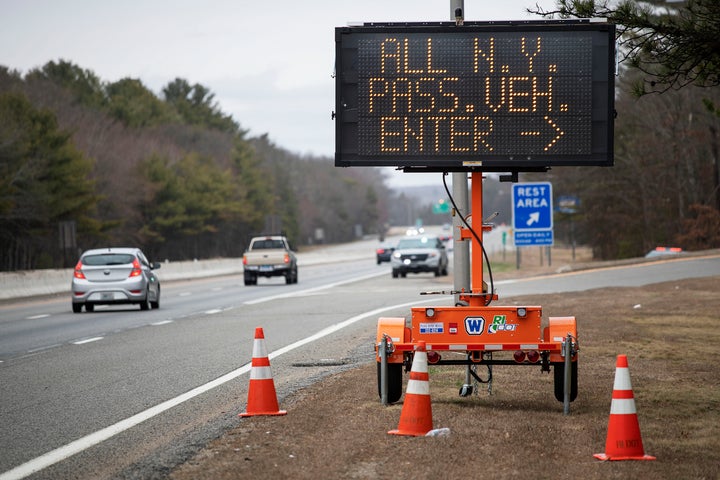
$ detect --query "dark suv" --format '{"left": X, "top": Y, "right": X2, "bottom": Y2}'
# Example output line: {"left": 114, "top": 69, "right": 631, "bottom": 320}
{"left": 391, "top": 236, "right": 449, "bottom": 278}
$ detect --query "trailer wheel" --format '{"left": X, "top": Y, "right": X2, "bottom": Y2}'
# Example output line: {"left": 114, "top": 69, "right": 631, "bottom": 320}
{"left": 552, "top": 361, "right": 578, "bottom": 402}
{"left": 377, "top": 362, "right": 403, "bottom": 404}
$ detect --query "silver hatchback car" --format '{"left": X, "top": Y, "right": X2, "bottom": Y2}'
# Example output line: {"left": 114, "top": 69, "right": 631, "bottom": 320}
{"left": 71, "top": 247, "right": 161, "bottom": 313}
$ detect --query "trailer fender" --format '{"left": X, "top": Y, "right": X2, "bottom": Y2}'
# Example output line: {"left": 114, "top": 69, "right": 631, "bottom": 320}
{"left": 545, "top": 316, "right": 578, "bottom": 363}
{"left": 376, "top": 317, "right": 407, "bottom": 364}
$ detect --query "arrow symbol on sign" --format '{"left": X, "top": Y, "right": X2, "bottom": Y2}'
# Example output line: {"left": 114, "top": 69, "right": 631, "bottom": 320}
{"left": 526, "top": 212, "right": 540, "bottom": 226}
{"left": 518, "top": 116, "right": 564, "bottom": 152}
{"left": 543, "top": 116, "right": 564, "bottom": 151}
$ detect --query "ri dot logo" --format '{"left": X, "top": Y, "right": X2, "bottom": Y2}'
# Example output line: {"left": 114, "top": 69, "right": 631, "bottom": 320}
{"left": 464, "top": 317, "right": 485, "bottom": 335}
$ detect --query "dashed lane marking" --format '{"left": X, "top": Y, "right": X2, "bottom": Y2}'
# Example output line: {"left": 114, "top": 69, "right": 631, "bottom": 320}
{"left": 72, "top": 337, "right": 104, "bottom": 345}
{"left": 151, "top": 320, "right": 174, "bottom": 326}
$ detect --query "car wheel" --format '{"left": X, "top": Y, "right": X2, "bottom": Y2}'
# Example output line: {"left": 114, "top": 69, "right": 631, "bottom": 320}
{"left": 85, "top": 303, "right": 94, "bottom": 313}
{"left": 400, "top": 272, "right": 407, "bottom": 278}
{"left": 434, "top": 267, "right": 441, "bottom": 277}
{"left": 392, "top": 269, "right": 399, "bottom": 278}
{"left": 244, "top": 273, "right": 256, "bottom": 286}
{"left": 139, "top": 293, "right": 150, "bottom": 311}
{"left": 72, "top": 303, "right": 82, "bottom": 313}
{"left": 151, "top": 290, "right": 160, "bottom": 309}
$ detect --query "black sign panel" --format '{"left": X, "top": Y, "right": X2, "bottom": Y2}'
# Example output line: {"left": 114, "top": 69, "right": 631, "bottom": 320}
{"left": 335, "top": 22, "right": 615, "bottom": 170}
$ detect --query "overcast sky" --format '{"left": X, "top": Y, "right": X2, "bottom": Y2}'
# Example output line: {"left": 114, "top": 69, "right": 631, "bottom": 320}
{"left": 0, "top": 0, "right": 556, "bottom": 187}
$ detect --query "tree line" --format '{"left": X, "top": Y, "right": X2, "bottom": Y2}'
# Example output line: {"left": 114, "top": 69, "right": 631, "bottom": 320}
{"left": 0, "top": 61, "right": 400, "bottom": 270}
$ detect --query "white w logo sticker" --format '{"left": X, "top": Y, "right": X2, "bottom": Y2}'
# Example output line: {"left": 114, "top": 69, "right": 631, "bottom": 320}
{"left": 464, "top": 317, "right": 485, "bottom": 335}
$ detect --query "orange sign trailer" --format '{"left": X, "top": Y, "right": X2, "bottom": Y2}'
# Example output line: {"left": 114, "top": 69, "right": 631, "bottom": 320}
{"left": 376, "top": 172, "right": 578, "bottom": 412}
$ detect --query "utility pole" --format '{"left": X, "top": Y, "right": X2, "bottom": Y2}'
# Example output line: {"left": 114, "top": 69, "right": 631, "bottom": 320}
{"left": 450, "top": 0, "right": 470, "bottom": 305}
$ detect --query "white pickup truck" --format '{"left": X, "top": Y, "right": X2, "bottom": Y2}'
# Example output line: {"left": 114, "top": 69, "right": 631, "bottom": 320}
{"left": 242, "top": 235, "right": 298, "bottom": 285}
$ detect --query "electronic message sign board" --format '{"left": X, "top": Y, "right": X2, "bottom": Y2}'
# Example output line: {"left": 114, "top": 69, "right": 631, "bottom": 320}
{"left": 335, "top": 21, "right": 615, "bottom": 170}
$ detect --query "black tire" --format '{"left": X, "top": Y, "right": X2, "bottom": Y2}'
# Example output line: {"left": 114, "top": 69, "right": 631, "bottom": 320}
{"left": 85, "top": 303, "right": 94, "bottom": 313}
{"left": 285, "top": 267, "right": 298, "bottom": 284}
{"left": 244, "top": 273, "right": 256, "bottom": 286}
{"left": 377, "top": 362, "right": 404, "bottom": 404}
{"left": 392, "top": 269, "right": 399, "bottom": 278}
{"left": 72, "top": 303, "right": 82, "bottom": 313}
{"left": 139, "top": 293, "right": 150, "bottom": 311}
{"left": 553, "top": 361, "right": 578, "bottom": 402}
{"left": 150, "top": 290, "right": 160, "bottom": 309}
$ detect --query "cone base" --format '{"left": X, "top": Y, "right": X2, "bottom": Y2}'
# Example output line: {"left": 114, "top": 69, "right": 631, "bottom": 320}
{"left": 239, "top": 410, "right": 287, "bottom": 417}
{"left": 593, "top": 453, "right": 656, "bottom": 461}
{"left": 388, "top": 428, "right": 429, "bottom": 437}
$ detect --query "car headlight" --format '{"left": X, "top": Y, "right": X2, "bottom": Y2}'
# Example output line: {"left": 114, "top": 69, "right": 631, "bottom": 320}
{"left": 392, "top": 251, "right": 401, "bottom": 259}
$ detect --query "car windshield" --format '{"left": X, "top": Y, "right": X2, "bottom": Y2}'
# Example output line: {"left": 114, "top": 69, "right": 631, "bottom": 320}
{"left": 82, "top": 254, "right": 135, "bottom": 266}
{"left": 396, "top": 237, "right": 437, "bottom": 249}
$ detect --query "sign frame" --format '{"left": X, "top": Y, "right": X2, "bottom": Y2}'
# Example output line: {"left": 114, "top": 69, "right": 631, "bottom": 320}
{"left": 335, "top": 20, "right": 615, "bottom": 171}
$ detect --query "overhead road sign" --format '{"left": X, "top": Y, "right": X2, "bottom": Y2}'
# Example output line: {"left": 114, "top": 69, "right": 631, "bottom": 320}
{"left": 334, "top": 20, "right": 615, "bottom": 171}
{"left": 512, "top": 182, "right": 553, "bottom": 246}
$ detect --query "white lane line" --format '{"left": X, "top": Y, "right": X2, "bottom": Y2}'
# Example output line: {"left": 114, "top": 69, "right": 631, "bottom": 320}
{"left": 26, "top": 344, "right": 62, "bottom": 354}
{"left": 26, "top": 314, "right": 50, "bottom": 320}
{"left": 72, "top": 337, "right": 104, "bottom": 346}
{"left": 178, "top": 292, "right": 191, "bottom": 297}
{"left": 205, "top": 309, "right": 223, "bottom": 315}
{"left": 151, "top": 320, "right": 174, "bottom": 326}
{"left": 0, "top": 296, "right": 441, "bottom": 480}
{"left": 244, "top": 271, "right": 387, "bottom": 305}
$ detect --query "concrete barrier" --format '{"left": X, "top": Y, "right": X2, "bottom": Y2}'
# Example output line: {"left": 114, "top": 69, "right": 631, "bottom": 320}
{"left": 0, "top": 248, "right": 374, "bottom": 301}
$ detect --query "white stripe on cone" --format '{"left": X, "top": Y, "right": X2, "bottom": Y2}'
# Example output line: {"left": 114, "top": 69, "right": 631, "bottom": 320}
{"left": 613, "top": 367, "right": 633, "bottom": 390}
{"left": 249, "top": 366, "right": 273, "bottom": 380}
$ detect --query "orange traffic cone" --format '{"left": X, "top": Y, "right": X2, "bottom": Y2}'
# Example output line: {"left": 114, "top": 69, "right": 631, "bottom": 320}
{"left": 239, "top": 327, "right": 287, "bottom": 417}
{"left": 594, "top": 354, "right": 655, "bottom": 461}
{"left": 389, "top": 341, "right": 433, "bottom": 436}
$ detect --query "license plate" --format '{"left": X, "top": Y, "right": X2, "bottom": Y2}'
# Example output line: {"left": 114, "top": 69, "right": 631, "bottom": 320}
{"left": 101, "top": 292, "right": 114, "bottom": 301}
{"left": 259, "top": 265, "right": 273, "bottom": 272}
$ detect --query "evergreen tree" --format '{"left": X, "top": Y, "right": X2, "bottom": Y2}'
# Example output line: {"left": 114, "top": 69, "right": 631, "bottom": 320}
{"left": 0, "top": 92, "right": 101, "bottom": 269}
{"left": 105, "top": 78, "right": 178, "bottom": 127}
{"left": 162, "top": 78, "right": 240, "bottom": 134}
{"left": 534, "top": 0, "right": 720, "bottom": 95}
{"left": 26, "top": 60, "right": 106, "bottom": 107}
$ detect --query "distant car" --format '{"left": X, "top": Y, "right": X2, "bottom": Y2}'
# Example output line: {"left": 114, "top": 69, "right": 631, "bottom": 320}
{"left": 391, "top": 235, "right": 449, "bottom": 278}
{"left": 645, "top": 247, "right": 684, "bottom": 258}
{"left": 376, "top": 244, "right": 395, "bottom": 264}
{"left": 71, "top": 247, "right": 161, "bottom": 313}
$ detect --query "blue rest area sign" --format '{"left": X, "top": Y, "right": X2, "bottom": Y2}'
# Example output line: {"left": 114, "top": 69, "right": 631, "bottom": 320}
{"left": 512, "top": 182, "right": 554, "bottom": 246}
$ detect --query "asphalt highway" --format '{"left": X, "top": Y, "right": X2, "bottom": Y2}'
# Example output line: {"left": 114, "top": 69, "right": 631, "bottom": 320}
{"left": 1, "top": 241, "right": 718, "bottom": 479}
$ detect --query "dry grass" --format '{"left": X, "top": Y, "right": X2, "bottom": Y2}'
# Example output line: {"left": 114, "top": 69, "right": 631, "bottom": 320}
{"left": 171, "top": 273, "right": 720, "bottom": 480}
